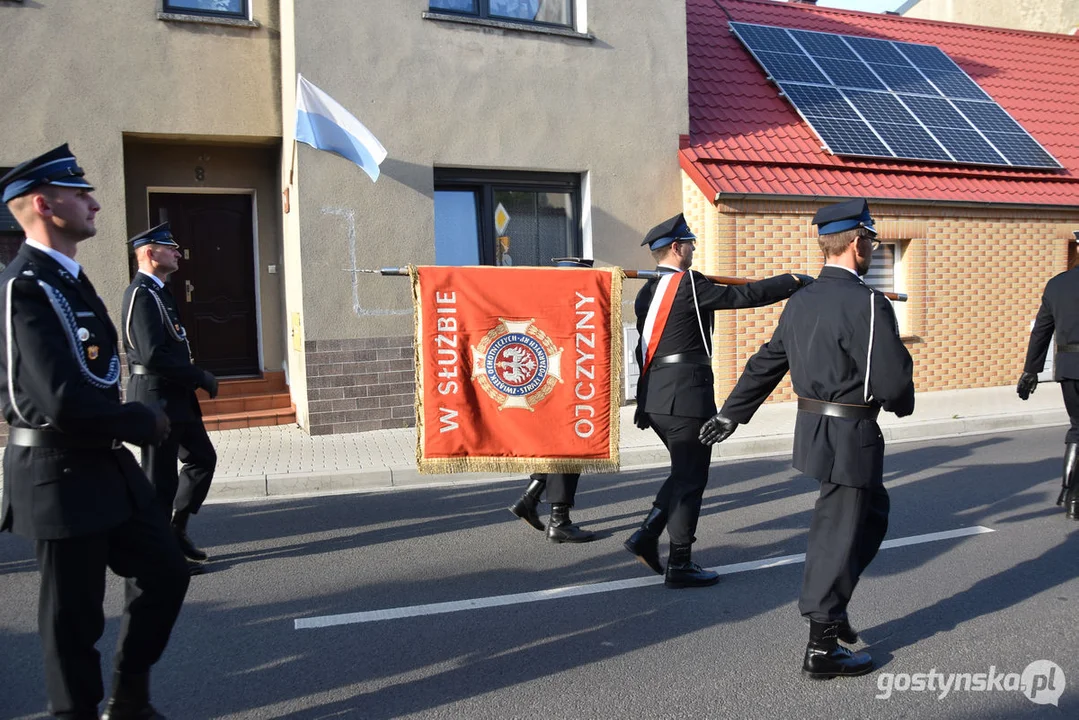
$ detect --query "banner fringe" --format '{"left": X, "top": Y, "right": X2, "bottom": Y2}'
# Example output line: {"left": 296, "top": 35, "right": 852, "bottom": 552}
{"left": 417, "top": 458, "right": 620, "bottom": 475}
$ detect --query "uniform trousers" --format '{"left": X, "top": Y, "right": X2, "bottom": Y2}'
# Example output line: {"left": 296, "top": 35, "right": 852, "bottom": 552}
{"left": 528, "top": 472, "right": 580, "bottom": 505}
{"left": 1061, "top": 379, "right": 1079, "bottom": 444}
{"left": 141, "top": 419, "right": 217, "bottom": 518}
{"left": 648, "top": 413, "right": 713, "bottom": 545}
{"left": 799, "top": 480, "right": 890, "bottom": 623}
{"left": 34, "top": 504, "right": 189, "bottom": 716}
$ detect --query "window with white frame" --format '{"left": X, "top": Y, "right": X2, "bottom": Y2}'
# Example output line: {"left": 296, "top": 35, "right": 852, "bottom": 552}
{"left": 163, "top": 0, "right": 248, "bottom": 19}
{"left": 864, "top": 241, "right": 908, "bottom": 334}
{"left": 429, "top": 0, "right": 574, "bottom": 29}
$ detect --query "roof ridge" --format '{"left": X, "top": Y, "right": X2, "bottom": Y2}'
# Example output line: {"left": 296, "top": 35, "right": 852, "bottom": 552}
{"left": 716, "top": 0, "right": 1079, "bottom": 44}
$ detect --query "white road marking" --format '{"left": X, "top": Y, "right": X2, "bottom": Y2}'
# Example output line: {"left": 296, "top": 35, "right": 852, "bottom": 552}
{"left": 294, "top": 525, "right": 994, "bottom": 630}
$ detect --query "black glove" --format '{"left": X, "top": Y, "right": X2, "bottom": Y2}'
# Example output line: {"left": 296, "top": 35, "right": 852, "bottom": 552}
{"left": 201, "top": 369, "right": 219, "bottom": 400}
{"left": 699, "top": 413, "right": 738, "bottom": 445}
{"left": 1016, "top": 371, "right": 1038, "bottom": 401}
{"left": 633, "top": 406, "right": 651, "bottom": 430}
{"left": 793, "top": 274, "right": 815, "bottom": 287}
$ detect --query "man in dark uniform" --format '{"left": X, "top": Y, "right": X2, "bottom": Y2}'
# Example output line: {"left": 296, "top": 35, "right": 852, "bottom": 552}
{"left": 509, "top": 257, "right": 596, "bottom": 543}
{"left": 623, "top": 213, "right": 807, "bottom": 588}
{"left": 1017, "top": 257, "right": 1079, "bottom": 519}
{"left": 122, "top": 222, "right": 219, "bottom": 571}
{"left": 0, "top": 145, "right": 189, "bottom": 719}
{"left": 700, "top": 199, "right": 915, "bottom": 678}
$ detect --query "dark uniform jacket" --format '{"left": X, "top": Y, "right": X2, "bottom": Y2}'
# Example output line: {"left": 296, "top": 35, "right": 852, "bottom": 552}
{"left": 1024, "top": 266, "right": 1079, "bottom": 382}
{"left": 635, "top": 268, "right": 800, "bottom": 419}
{"left": 0, "top": 244, "right": 159, "bottom": 540}
{"left": 721, "top": 266, "right": 915, "bottom": 489}
{"left": 121, "top": 273, "right": 203, "bottom": 423}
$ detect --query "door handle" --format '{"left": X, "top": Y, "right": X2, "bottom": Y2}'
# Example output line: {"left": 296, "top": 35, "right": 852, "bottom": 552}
{"left": 185, "top": 280, "right": 194, "bottom": 302}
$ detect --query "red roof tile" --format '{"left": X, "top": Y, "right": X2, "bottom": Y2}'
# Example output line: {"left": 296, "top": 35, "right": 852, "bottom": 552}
{"left": 683, "top": 0, "right": 1079, "bottom": 205}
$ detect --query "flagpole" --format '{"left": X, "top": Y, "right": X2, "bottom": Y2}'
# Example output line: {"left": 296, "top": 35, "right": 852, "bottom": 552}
{"left": 364, "top": 267, "right": 907, "bottom": 302}
{"left": 288, "top": 138, "right": 297, "bottom": 186}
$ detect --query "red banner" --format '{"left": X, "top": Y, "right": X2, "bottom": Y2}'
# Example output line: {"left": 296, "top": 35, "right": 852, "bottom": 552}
{"left": 411, "top": 266, "right": 622, "bottom": 474}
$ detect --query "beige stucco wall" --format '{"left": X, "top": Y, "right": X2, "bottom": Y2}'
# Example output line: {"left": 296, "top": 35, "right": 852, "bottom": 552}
{"left": 901, "top": 0, "right": 1079, "bottom": 34}
{"left": 287, "top": 0, "right": 689, "bottom": 343}
{"left": 0, "top": 0, "right": 281, "bottom": 318}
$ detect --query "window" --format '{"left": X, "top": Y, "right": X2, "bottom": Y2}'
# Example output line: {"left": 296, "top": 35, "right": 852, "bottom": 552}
{"left": 864, "top": 243, "right": 896, "bottom": 294}
{"left": 163, "top": 0, "right": 247, "bottom": 19}
{"left": 434, "top": 170, "right": 581, "bottom": 267}
{"left": 429, "top": 0, "right": 573, "bottom": 29}
{"left": 865, "top": 241, "right": 910, "bottom": 334}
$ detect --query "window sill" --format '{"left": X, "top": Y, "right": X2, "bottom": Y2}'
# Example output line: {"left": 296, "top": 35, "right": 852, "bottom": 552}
{"left": 422, "top": 11, "right": 593, "bottom": 41}
{"left": 158, "top": 12, "right": 260, "bottom": 29}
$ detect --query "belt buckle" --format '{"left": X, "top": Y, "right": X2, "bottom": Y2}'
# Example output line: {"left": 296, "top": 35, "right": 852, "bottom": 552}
{"left": 110, "top": 439, "right": 123, "bottom": 450}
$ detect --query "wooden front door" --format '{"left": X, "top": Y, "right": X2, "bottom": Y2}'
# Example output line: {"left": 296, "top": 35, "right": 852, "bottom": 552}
{"left": 148, "top": 193, "right": 259, "bottom": 377}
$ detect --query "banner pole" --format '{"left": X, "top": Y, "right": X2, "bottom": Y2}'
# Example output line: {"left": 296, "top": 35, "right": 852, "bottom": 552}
{"left": 365, "top": 267, "right": 907, "bottom": 302}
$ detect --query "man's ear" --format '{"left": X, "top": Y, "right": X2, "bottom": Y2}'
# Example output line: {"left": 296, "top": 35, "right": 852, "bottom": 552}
{"left": 30, "top": 193, "right": 53, "bottom": 219}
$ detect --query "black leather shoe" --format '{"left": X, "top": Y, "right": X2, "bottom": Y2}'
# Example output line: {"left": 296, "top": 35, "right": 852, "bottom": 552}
{"left": 802, "top": 621, "right": 873, "bottom": 679}
{"left": 624, "top": 507, "right": 666, "bottom": 574}
{"left": 172, "top": 526, "right": 208, "bottom": 562}
{"left": 546, "top": 504, "right": 596, "bottom": 543}
{"left": 101, "top": 672, "right": 167, "bottom": 719}
{"left": 508, "top": 478, "right": 546, "bottom": 532}
{"left": 664, "top": 542, "right": 719, "bottom": 588}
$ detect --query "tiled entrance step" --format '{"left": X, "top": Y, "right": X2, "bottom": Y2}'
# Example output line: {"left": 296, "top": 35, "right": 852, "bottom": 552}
{"left": 198, "top": 371, "right": 295, "bottom": 431}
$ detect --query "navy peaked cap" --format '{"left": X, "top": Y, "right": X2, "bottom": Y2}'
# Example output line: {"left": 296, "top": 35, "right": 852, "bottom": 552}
{"left": 812, "top": 198, "right": 877, "bottom": 237}
{"left": 641, "top": 213, "right": 696, "bottom": 251}
{"left": 129, "top": 221, "right": 179, "bottom": 249}
{"left": 552, "top": 257, "right": 595, "bottom": 268}
{"left": 0, "top": 144, "right": 94, "bottom": 204}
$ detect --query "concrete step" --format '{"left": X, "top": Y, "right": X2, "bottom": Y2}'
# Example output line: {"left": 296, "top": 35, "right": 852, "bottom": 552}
{"left": 196, "top": 370, "right": 287, "bottom": 401}
{"left": 204, "top": 406, "right": 296, "bottom": 432}
{"left": 200, "top": 392, "right": 292, "bottom": 416}
{"left": 199, "top": 371, "right": 293, "bottom": 430}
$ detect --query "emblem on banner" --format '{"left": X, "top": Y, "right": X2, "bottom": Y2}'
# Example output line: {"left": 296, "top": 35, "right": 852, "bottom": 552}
{"left": 471, "top": 318, "right": 563, "bottom": 410}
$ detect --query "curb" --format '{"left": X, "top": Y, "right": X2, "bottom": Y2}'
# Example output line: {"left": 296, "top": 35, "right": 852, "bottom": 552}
{"left": 204, "top": 408, "right": 1071, "bottom": 504}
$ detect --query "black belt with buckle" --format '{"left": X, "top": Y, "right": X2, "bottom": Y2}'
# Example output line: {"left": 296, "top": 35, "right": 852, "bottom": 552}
{"left": 652, "top": 353, "right": 711, "bottom": 368}
{"left": 8, "top": 427, "right": 123, "bottom": 450}
{"left": 129, "top": 364, "right": 153, "bottom": 376}
{"left": 1058, "top": 343, "right": 1079, "bottom": 353}
{"left": 798, "top": 397, "right": 880, "bottom": 421}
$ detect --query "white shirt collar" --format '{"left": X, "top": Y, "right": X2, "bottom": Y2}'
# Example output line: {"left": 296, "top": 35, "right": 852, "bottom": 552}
{"left": 824, "top": 262, "right": 863, "bottom": 279}
{"left": 138, "top": 269, "right": 165, "bottom": 288}
{"left": 656, "top": 263, "right": 683, "bottom": 273}
{"left": 24, "top": 239, "right": 82, "bottom": 279}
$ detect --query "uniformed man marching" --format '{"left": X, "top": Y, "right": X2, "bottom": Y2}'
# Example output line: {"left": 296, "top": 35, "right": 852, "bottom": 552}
{"left": 0, "top": 145, "right": 189, "bottom": 719}
{"left": 509, "top": 257, "right": 597, "bottom": 544}
{"left": 122, "top": 222, "right": 219, "bottom": 572}
{"left": 1017, "top": 254, "right": 1079, "bottom": 519}
{"left": 700, "top": 199, "right": 915, "bottom": 678}
{"left": 624, "top": 213, "right": 807, "bottom": 588}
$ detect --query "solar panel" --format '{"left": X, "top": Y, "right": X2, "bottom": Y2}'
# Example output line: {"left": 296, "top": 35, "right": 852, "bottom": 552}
{"left": 729, "top": 21, "right": 1061, "bottom": 169}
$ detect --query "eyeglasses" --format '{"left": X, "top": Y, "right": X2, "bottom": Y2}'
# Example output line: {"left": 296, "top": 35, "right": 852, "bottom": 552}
{"left": 856, "top": 233, "right": 880, "bottom": 252}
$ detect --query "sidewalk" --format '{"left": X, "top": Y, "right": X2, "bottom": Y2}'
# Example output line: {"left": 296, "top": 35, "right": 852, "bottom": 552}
{"left": 206, "top": 385, "right": 1071, "bottom": 502}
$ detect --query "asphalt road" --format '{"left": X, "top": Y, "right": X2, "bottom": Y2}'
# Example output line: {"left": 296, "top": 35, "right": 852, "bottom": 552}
{"left": 1, "top": 426, "right": 1077, "bottom": 719}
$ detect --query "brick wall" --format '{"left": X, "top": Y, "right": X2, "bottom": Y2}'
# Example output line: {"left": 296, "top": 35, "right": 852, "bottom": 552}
{"left": 304, "top": 336, "right": 415, "bottom": 435}
{"left": 682, "top": 172, "right": 1079, "bottom": 408}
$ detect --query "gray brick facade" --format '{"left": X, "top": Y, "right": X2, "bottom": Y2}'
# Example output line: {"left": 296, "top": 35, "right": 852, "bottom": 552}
{"left": 304, "top": 336, "right": 416, "bottom": 435}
